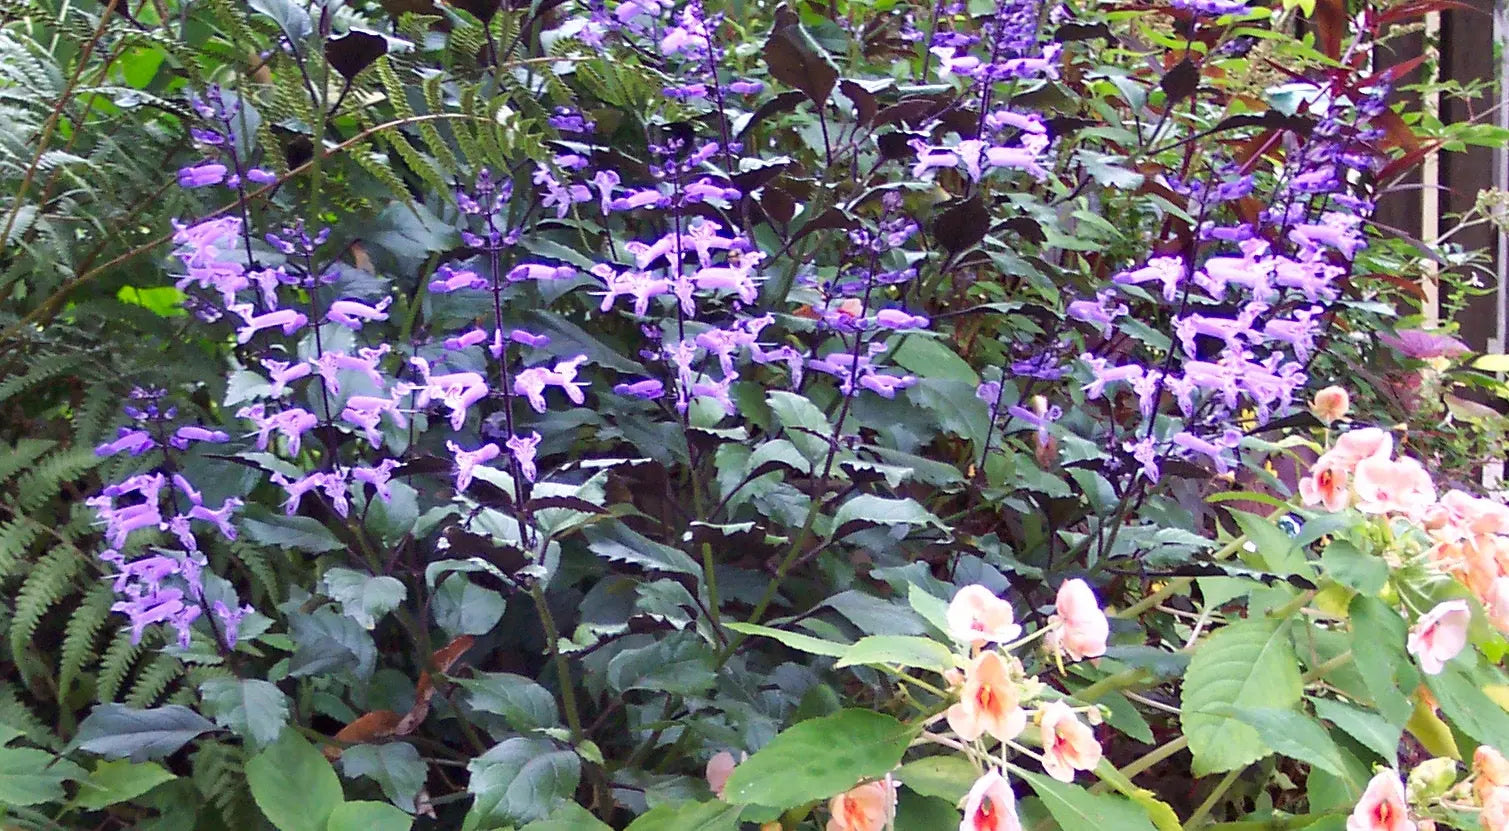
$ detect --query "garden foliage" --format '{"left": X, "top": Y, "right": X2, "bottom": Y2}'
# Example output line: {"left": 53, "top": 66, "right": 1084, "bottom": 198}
{"left": 8, "top": 0, "right": 1509, "bottom": 827}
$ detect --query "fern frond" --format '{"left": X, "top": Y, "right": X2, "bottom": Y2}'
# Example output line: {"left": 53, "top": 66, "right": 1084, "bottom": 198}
{"left": 57, "top": 581, "right": 114, "bottom": 703}
{"left": 96, "top": 628, "right": 144, "bottom": 704}
{"left": 8, "top": 548, "right": 84, "bottom": 674}
{"left": 125, "top": 652, "right": 185, "bottom": 708}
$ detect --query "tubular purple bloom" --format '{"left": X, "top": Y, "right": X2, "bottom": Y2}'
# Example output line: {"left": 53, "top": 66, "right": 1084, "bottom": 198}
{"left": 177, "top": 163, "right": 228, "bottom": 188}
{"left": 228, "top": 303, "right": 308, "bottom": 344}
{"left": 614, "top": 379, "right": 665, "bottom": 399}
{"left": 507, "top": 432, "right": 542, "bottom": 482}
{"left": 326, "top": 297, "right": 392, "bottom": 329}
{"left": 95, "top": 428, "right": 156, "bottom": 457}
{"left": 447, "top": 441, "right": 501, "bottom": 493}
{"left": 351, "top": 458, "right": 401, "bottom": 502}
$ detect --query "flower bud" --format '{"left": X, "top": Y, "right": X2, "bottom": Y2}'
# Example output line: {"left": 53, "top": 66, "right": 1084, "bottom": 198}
{"left": 1406, "top": 757, "right": 1458, "bottom": 802}
{"left": 1310, "top": 385, "right": 1350, "bottom": 424}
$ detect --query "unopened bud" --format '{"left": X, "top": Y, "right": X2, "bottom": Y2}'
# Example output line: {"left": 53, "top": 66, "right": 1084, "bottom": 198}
{"left": 1407, "top": 757, "right": 1458, "bottom": 802}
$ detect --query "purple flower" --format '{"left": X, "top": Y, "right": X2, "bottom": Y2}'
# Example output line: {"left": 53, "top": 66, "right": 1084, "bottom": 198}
{"left": 410, "top": 357, "right": 490, "bottom": 430}
{"left": 177, "top": 163, "right": 228, "bottom": 188}
{"left": 114, "top": 588, "right": 198, "bottom": 647}
{"left": 447, "top": 441, "right": 501, "bottom": 492}
{"left": 213, "top": 601, "right": 254, "bottom": 649}
{"left": 246, "top": 168, "right": 278, "bottom": 184}
{"left": 326, "top": 297, "right": 392, "bottom": 329}
{"left": 351, "top": 458, "right": 401, "bottom": 502}
{"left": 509, "top": 329, "right": 551, "bottom": 348}
{"left": 507, "top": 432, "right": 542, "bottom": 482}
{"left": 263, "top": 359, "right": 313, "bottom": 396}
{"left": 1125, "top": 437, "right": 1161, "bottom": 483}
{"left": 429, "top": 266, "right": 488, "bottom": 293}
{"left": 1066, "top": 289, "right": 1128, "bottom": 336}
{"left": 614, "top": 379, "right": 665, "bottom": 399}
{"left": 227, "top": 303, "right": 307, "bottom": 344}
{"left": 508, "top": 263, "right": 577, "bottom": 282}
{"left": 513, "top": 355, "right": 589, "bottom": 412}
{"left": 1381, "top": 329, "right": 1470, "bottom": 360}
{"left": 95, "top": 428, "right": 156, "bottom": 457}
{"left": 445, "top": 328, "right": 490, "bottom": 351}
{"left": 873, "top": 308, "right": 931, "bottom": 330}
{"left": 1112, "top": 256, "right": 1186, "bottom": 302}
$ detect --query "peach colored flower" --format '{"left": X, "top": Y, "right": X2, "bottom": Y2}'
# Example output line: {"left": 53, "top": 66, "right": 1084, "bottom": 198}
{"left": 1483, "top": 789, "right": 1509, "bottom": 831}
{"left": 1311, "top": 386, "right": 1350, "bottom": 424}
{"left": 1048, "top": 579, "right": 1108, "bottom": 661}
{"left": 1352, "top": 455, "right": 1436, "bottom": 519}
{"left": 1489, "top": 580, "right": 1509, "bottom": 636}
{"left": 1327, "top": 427, "right": 1395, "bottom": 471}
{"left": 961, "top": 769, "right": 1022, "bottom": 831}
{"left": 1432, "top": 490, "right": 1509, "bottom": 538}
{"left": 1299, "top": 455, "right": 1350, "bottom": 513}
{"left": 1347, "top": 770, "right": 1415, "bottom": 831}
{"left": 826, "top": 776, "right": 896, "bottom": 831}
{"left": 1476, "top": 746, "right": 1509, "bottom": 803}
{"left": 947, "top": 651, "right": 1026, "bottom": 742}
{"left": 706, "top": 751, "right": 738, "bottom": 799}
{"left": 1038, "top": 701, "right": 1102, "bottom": 782}
{"left": 948, "top": 585, "right": 1022, "bottom": 648}
{"left": 1407, "top": 600, "right": 1471, "bottom": 676}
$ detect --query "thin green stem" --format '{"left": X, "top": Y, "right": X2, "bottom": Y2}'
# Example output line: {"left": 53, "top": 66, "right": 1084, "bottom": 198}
{"left": 1184, "top": 767, "right": 1244, "bottom": 829}
{"left": 531, "top": 586, "right": 584, "bottom": 743}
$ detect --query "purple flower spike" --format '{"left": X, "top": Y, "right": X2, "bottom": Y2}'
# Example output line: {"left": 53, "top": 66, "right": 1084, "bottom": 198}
{"left": 326, "top": 297, "right": 392, "bottom": 330}
{"left": 95, "top": 428, "right": 156, "bottom": 457}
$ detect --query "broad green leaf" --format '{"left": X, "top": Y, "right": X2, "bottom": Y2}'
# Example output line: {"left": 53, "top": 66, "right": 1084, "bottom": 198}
{"left": 246, "top": 730, "right": 344, "bottom": 831}
{"left": 1091, "top": 761, "right": 1180, "bottom": 831}
{"left": 75, "top": 704, "right": 216, "bottom": 762}
{"left": 906, "top": 584, "right": 952, "bottom": 636}
{"left": 1349, "top": 595, "right": 1417, "bottom": 724}
{"left": 459, "top": 673, "right": 560, "bottom": 732}
{"left": 1310, "top": 697, "right": 1400, "bottom": 762}
{"left": 464, "top": 737, "right": 580, "bottom": 829}
{"left": 327, "top": 801, "right": 413, "bottom": 831}
{"left": 725, "top": 622, "right": 849, "bottom": 657}
{"left": 73, "top": 759, "right": 175, "bottom": 810}
{"left": 1221, "top": 708, "right": 1356, "bottom": 783}
{"left": 835, "top": 635, "right": 954, "bottom": 673}
{"left": 623, "top": 800, "right": 742, "bottom": 831}
{"left": 0, "top": 747, "right": 85, "bottom": 806}
{"left": 894, "top": 755, "right": 978, "bottom": 804}
{"left": 520, "top": 803, "right": 613, "bottom": 830}
{"left": 288, "top": 608, "right": 378, "bottom": 679}
{"left": 831, "top": 495, "right": 946, "bottom": 540}
{"left": 1426, "top": 665, "right": 1509, "bottom": 751}
{"left": 241, "top": 514, "right": 345, "bottom": 553}
{"left": 433, "top": 574, "right": 507, "bottom": 637}
{"left": 606, "top": 631, "right": 717, "bottom": 696}
{"left": 891, "top": 336, "right": 979, "bottom": 384}
{"left": 584, "top": 523, "right": 702, "bottom": 578}
{"left": 1320, "top": 541, "right": 1387, "bottom": 595}
{"left": 895, "top": 789, "right": 961, "bottom": 830}
{"left": 1473, "top": 354, "right": 1509, "bottom": 372}
{"left": 1229, "top": 510, "right": 1313, "bottom": 578}
{"left": 1017, "top": 768, "right": 1159, "bottom": 831}
{"left": 723, "top": 710, "right": 916, "bottom": 808}
{"left": 1181, "top": 619, "right": 1303, "bottom": 776}
{"left": 322, "top": 568, "right": 407, "bottom": 630}
{"left": 767, "top": 390, "right": 833, "bottom": 462}
{"left": 199, "top": 678, "right": 290, "bottom": 748}
{"left": 341, "top": 743, "right": 427, "bottom": 813}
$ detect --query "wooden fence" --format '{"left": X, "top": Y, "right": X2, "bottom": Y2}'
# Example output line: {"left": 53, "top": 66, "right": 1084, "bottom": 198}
{"left": 1374, "top": 0, "right": 1506, "bottom": 351}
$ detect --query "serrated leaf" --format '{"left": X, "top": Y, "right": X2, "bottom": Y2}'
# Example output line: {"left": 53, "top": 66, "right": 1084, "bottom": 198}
{"left": 1181, "top": 619, "right": 1302, "bottom": 776}
{"left": 464, "top": 737, "right": 580, "bottom": 828}
{"left": 1310, "top": 697, "right": 1400, "bottom": 763}
{"left": 341, "top": 743, "right": 426, "bottom": 813}
{"left": 321, "top": 568, "right": 407, "bottom": 629}
{"left": 894, "top": 755, "right": 977, "bottom": 804}
{"left": 723, "top": 710, "right": 916, "bottom": 808}
{"left": 73, "top": 759, "right": 175, "bottom": 810}
{"left": 835, "top": 636, "right": 954, "bottom": 673}
{"left": 199, "top": 678, "right": 290, "bottom": 748}
{"left": 1219, "top": 707, "right": 1355, "bottom": 782}
{"left": 1017, "top": 769, "right": 1159, "bottom": 831}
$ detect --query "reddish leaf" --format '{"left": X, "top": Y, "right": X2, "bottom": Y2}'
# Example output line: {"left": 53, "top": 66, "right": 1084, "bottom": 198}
{"left": 432, "top": 635, "right": 476, "bottom": 674}
{"left": 394, "top": 635, "right": 476, "bottom": 736}
{"left": 325, "top": 710, "right": 404, "bottom": 760}
{"left": 1372, "top": 108, "right": 1422, "bottom": 154}
{"left": 1375, "top": 0, "right": 1477, "bottom": 27}
{"left": 1314, "top": 0, "right": 1345, "bottom": 59}
{"left": 1376, "top": 140, "right": 1443, "bottom": 183}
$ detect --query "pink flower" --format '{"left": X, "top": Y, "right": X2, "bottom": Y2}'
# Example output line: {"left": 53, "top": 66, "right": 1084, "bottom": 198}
{"left": 1327, "top": 427, "right": 1395, "bottom": 471}
{"left": 826, "top": 776, "right": 896, "bottom": 831}
{"left": 960, "top": 769, "right": 1022, "bottom": 831}
{"left": 706, "top": 751, "right": 738, "bottom": 799}
{"left": 1299, "top": 455, "right": 1350, "bottom": 513}
{"left": 1346, "top": 770, "right": 1414, "bottom": 831}
{"left": 1488, "top": 579, "right": 1509, "bottom": 635}
{"left": 1406, "top": 600, "right": 1471, "bottom": 675}
{"left": 947, "top": 651, "right": 1026, "bottom": 742}
{"left": 1038, "top": 701, "right": 1102, "bottom": 782}
{"left": 1310, "top": 386, "right": 1350, "bottom": 424}
{"left": 1484, "top": 789, "right": 1509, "bottom": 831}
{"left": 947, "top": 585, "right": 1022, "bottom": 648}
{"left": 1352, "top": 455, "right": 1436, "bottom": 518}
{"left": 1048, "top": 579, "right": 1108, "bottom": 661}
